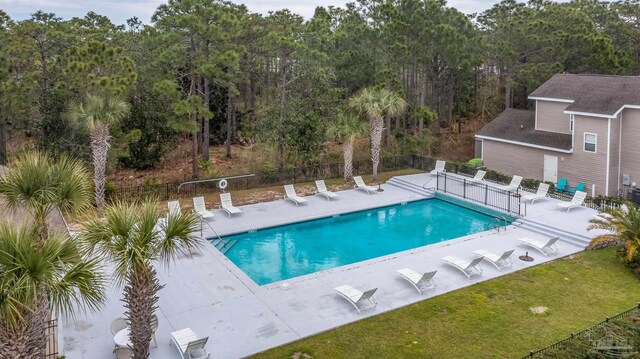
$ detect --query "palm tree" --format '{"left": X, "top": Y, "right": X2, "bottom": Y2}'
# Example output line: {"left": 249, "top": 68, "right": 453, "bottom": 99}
{"left": 327, "top": 113, "right": 368, "bottom": 181}
{"left": 0, "top": 151, "right": 92, "bottom": 240}
{"left": 0, "top": 220, "right": 105, "bottom": 358}
{"left": 81, "top": 200, "right": 200, "bottom": 359}
{"left": 349, "top": 87, "right": 406, "bottom": 182}
{"left": 68, "top": 94, "right": 130, "bottom": 215}
{"left": 588, "top": 202, "right": 640, "bottom": 264}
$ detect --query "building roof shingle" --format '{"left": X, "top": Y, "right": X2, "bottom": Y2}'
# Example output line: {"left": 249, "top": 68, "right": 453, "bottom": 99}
{"left": 529, "top": 74, "right": 640, "bottom": 116}
{"left": 477, "top": 109, "right": 572, "bottom": 150}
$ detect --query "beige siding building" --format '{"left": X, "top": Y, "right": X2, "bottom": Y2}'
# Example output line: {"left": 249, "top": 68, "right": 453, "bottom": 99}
{"left": 477, "top": 74, "right": 640, "bottom": 197}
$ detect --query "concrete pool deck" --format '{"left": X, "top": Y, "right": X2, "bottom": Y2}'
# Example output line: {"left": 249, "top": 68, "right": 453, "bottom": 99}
{"left": 62, "top": 172, "right": 606, "bottom": 359}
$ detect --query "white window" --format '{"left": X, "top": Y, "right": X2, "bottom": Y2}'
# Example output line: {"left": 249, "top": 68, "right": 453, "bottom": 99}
{"left": 584, "top": 132, "right": 597, "bottom": 153}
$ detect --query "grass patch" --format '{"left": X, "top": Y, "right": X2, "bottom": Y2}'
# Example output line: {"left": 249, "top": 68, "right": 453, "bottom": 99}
{"left": 253, "top": 249, "right": 640, "bottom": 359}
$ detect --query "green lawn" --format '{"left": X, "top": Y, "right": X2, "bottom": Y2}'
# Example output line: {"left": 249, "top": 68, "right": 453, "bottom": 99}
{"left": 254, "top": 249, "right": 640, "bottom": 359}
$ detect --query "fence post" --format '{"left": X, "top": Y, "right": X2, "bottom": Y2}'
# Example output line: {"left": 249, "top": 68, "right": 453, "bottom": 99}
{"left": 485, "top": 184, "right": 488, "bottom": 205}
{"left": 508, "top": 191, "right": 512, "bottom": 213}
{"left": 463, "top": 179, "right": 466, "bottom": 199}
{"left": 444, "top": 173, "right": 447, "bottom": 193}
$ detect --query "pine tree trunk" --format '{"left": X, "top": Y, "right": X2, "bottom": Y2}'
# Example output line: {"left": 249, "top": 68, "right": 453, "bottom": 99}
{"left": 0, "top": 293, "right": 50, "bottom": 359}
{"left": 343, "top": 141, "right": 354, "bottom": 181}
{"left": 202, "top": 77, "right": 210, "bottom": 161}
{"left": 226, "top": 94, "right": 233, "bottom": 159}
{"left": 90, "top": 123, "right": 110, "bottom": 216}
{"left": 370, "top": 117, "right": 383, "bottom": 182}
{"left": 124, "top": 266, "right": 163, "bottom": 359}
{"left": 189, "top": 36, "right": 198, "bottom": 179}
{"left": 278, "top": 54, "right": 288, "bottom": 170}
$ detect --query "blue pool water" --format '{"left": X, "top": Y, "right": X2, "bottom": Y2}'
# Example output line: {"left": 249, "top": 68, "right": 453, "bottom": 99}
{"left": 218, "top": 199, "right": 498, "bottom": 285}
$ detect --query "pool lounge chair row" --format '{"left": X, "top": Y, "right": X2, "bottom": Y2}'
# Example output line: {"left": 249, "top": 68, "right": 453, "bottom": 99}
{"left": 453, "top": 167, "right": 523, "bottom": 192}
{"left": 168, "top": 194, "right": 243, "bottom": 222}
{"left": 337, "top": 237, "right": 559, "bottom": 314}
{"left": 521, "top": 183, "right": 588, "bottom": 212}
{"left": 168, "top": 176, "right": 379, "bottom": 220}
{"left": 284, "top": 176, "right": 380, "bottom": 205}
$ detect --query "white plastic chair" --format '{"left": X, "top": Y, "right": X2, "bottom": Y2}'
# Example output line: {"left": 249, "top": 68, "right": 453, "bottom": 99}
{"left": 468, "top": 170, "right": 486, "bottom": 183}
{"left": 430, "top": 160, "right": 446, "bottom": 175}
{"left": 353, "top": 176, "right": 378, "bottom": 194}
{"left": 110, "top": 317, "right": 128, "bottom": 336}
{"left": 518, "top": 237, "right": 559, "bottom": 257}
{"left": 171, "top": 328, "right": 210, "bottom": 359}
{"left": 219, "top": 193, "right": 242, "bottom": 216}
{"left": 522, "top": 183, "right": 550, "bottom": 204}
{"left": 442, "top": 256, "right": 483, "bottom": 279}
{"left": 473, "top": 249, "right": 514, "bottom": 271}
{"left": 556, "top": 191, "right": 587, "bottom": 212}
{"left": 284, "top": 185, "right": 308, "bottom": 206}
{"left": 315, "top": 180, "right": 338, "bottom": 200}
{"left": 334, "top": 285, "right": 377, "bottom": 314}
{"left": 193, "top": 197, "right": 215, "bottom": 220}
{"left": 396, "top": 268, "right": 437, "bottom": 294}
{"left": 502, "top": 175, "right": 522, "bottom": 191}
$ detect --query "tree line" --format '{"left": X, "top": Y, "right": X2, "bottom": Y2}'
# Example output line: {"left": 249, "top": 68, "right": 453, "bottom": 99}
{"left": 0, "top": 0, "right": 639, "bottom": 180}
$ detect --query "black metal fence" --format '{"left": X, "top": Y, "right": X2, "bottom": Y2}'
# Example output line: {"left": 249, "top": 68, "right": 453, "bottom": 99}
{"left": 106, "top": 154, "right": 621, "bottom": 213}
{"left": 522, "top": 303, "right": 640, "bottom": 358}
{"left": 106, "top": 155, "right": 419, "bottom": 202}
{"left": 45, "top": 318, "right": 58, "bottom": 359}
{"left": 436, "top": 173, "right": 522, "bottom": 215}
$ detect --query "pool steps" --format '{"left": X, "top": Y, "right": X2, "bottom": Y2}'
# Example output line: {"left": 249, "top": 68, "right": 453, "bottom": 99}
{"left": 386, "top": 176, "right": 436, "bottom": 196}
{"left": 211, "top": 238, "right": 239, "bottom": 254}
{"left": 512, "top": 218, "right": 590, "bottom": 248}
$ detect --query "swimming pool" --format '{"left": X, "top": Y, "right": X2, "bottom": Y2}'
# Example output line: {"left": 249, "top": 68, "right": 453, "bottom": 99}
{"left": 217, "top": 199, "right": 502, "bottom": 285}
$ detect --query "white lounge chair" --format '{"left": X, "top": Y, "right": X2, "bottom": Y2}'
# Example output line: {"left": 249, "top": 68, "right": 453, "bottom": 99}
{"left": 442, "top": 256, "right": 483, "bottom": 279}
{"left": 518, "top": 237, "right": 559, "bottom": 257}
{"left": 501, "top": 175, "right": 522, "bottom": 191}
{"left": 334, "top": 285, "right": 377, "bottom": 314}
{"left": 284, "top": 184, "right": 308, "bottom": 206}
{"left": 430, "top": 160, "right": 446, "bottom": 175}
{"left": 193, "top": 197, "right": 215, "bottom": 220}
{"left": 168, "top": 200, "right": 181, "bottom": 216}
{"left": 555, "top": 191, "right": 587, "bottom": 212}
{"left": 315, "top": 180, "right": 338, "bottom": 200}
{"left": 473, "top": 249, "right": 514, "bottom": 271}
{"left": 170, "top": 328, "right": 210, "bottom": 359}
{"left": 219, "top": 193, "right": 242, "bottom": 217}
{"left": 396, "top": 268, "right": 437, "bottom": 294}
{"left": 522, "top": 183, "right": 550, "bottom": 204}
{"left": 467, "top": 170, "right": 486, "bottom": 183}
{"left": 353, "top": 176, "right": 378, "bottom": 194}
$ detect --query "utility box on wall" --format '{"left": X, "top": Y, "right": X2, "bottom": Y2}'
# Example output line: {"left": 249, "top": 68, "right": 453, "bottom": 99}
{"left": 623, "top": 174, "right": 631, "bottom": 186}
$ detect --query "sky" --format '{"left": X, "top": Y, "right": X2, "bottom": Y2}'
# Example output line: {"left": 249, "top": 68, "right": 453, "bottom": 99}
{"left": 1, "top": 0, "right": 506, "bottom": 25}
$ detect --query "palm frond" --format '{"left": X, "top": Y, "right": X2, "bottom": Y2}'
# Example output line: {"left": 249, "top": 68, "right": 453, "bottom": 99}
{"left": 588, "top": 201, "right": 640, "bottom": 264}
{"left": 0, "top": 220, "right": 105, "bottom": 329}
